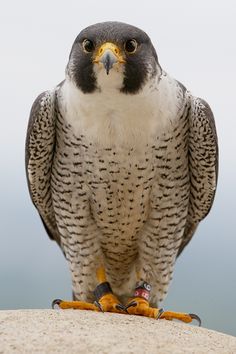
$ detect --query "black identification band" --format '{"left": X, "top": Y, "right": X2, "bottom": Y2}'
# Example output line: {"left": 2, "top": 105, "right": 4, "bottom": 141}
{"left": 93, "top": 282, "right": 113, "bottom": 301}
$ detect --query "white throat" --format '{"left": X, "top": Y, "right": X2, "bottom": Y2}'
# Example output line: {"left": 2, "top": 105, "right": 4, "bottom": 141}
{"left": 94, "top": 62, "right": 125, "bottom": 92}
{"left": 59, "top": 71, "right": 185, "bottom": 148}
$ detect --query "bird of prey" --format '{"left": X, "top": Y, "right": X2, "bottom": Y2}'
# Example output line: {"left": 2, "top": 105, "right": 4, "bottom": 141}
{"left": 26, "top": 22, "right": 218, "bottom": 324}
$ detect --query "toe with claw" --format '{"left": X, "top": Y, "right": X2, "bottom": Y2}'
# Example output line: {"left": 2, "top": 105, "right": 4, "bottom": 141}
{"left": 93, "top": 281, "right": 127, "bottom": 314}
{"left": 159, "top": 310, "right": 201, "bottom": 326}
{"left": 125, "top": 297, "right": 201, "bottom": 325}
{"left": 96, "top": 292, "right": 127, "bottom": 313}
{"left": 52, "top": 298, "right": 98, "bottom": 311}
{"left": 125, "top": 297, "right": 160, "bottom": 318}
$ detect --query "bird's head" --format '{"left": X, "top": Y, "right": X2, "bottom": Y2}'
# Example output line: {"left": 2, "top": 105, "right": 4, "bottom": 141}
{"left": 66, "top": 22, "right": 161, "bottom": 94}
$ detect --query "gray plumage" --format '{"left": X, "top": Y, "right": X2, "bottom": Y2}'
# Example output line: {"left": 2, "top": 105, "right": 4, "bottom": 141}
{"left": 26, "top": 22, "right": 218, "bottom": 305}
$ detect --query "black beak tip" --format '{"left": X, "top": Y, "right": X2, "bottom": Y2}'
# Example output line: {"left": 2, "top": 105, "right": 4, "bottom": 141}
{"left": 104, "top": 59, "right": 111, "bottom": 75}
{"left": 102, "top": 52, "right": 116, "bottom": 75}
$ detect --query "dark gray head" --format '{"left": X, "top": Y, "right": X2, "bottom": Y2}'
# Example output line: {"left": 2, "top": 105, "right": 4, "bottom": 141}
{"left": 67, "top": 22, "right": 161, "bottom": 94}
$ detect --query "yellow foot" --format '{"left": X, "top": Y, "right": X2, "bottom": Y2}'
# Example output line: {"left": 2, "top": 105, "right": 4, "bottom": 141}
{"left": 93, "top": 281, "right": 127, "bottom": 314}
{"left": 160, "top": 311, "right": 201, "bottom": 326}
{"left": 126, "top": 297, "right": 160, "bottom": 318}
{"left": 52, "top": 293, "right": 126, "bottom": 315}
{"left": 96, "top": 293, "right": 127, "bottom": 314}
{"left": 52, "top": 299, "right": 99, "bottom": 311}
{"left": 126, "top": 297, "right": 201, "bottom": 326}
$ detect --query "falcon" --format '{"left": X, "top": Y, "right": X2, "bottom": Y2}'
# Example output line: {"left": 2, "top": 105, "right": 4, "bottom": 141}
{"left": 26, "top": 22, "right": 218, "bottom": 324}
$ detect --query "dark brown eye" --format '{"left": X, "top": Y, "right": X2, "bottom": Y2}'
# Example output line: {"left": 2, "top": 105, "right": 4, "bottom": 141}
{"left": 124, "top": 39, "right": 138, "bottom": 54}
{"left": 82, "top": 39, "right": 94, "bottom": 53}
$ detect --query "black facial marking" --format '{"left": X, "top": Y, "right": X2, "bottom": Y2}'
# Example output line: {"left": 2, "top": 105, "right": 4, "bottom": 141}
{"left": 121, "top": 56, "right": 147, "bottom": 94}
{"left": 68, "top": 43, "right": 97, "bottom": 93}
{"left": 121, "top": 40, "right": 158, "bottom": 94}
{"left": 67, "top": 22, "right": 160, "bottom": 94}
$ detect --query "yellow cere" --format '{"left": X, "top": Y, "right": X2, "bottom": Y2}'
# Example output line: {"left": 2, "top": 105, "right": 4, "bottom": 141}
{"left": 93, "top": 42, "right": 125, "bottom": 64}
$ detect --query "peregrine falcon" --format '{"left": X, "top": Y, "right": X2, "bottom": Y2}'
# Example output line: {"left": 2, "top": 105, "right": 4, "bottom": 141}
{"left": 26, "top": 22, "right": 218, "bottom": 324}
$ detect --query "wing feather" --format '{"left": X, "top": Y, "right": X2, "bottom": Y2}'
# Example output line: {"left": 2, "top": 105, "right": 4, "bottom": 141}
{"left": 25, "top": 90, "right": 61, "bottom": 246}
{"left": 178, "top": 95, "right": 218, "bottom": 256}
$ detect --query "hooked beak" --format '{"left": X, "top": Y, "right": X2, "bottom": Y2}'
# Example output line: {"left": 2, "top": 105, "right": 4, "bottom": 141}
{"left": 93, "top": 42, "right": 125, "bottom": 75}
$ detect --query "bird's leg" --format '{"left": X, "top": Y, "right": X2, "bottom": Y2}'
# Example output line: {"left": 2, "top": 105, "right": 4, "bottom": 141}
{"left": 52, "top": 266, "right": 126, "bottom": 314}
{"left": 93, "top": 266, "right": 127, "bottom": 313}
{"left": 125, "top": 281, "right": 159, "bottom": 318}
{"left": 125, "top": 281, "right": 201, "bottom": 325}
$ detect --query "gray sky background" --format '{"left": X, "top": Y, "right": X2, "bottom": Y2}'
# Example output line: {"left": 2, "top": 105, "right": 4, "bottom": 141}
{"left": 0, "top": 0, "right": 236, "bottom": 336}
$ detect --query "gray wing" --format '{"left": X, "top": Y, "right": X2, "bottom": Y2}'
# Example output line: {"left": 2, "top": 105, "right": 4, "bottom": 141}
{"left": 25, "top": 89, "right": 61, "bottom": 246}
{"left": 178, "top": 95, "right": 218, "bottom": 256}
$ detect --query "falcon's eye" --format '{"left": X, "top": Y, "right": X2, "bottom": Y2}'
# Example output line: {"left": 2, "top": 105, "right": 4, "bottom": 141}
{"left": 82, "top": 39, "right": 94, "bottom": 53}
{"left": 124, "top": 39, "right": 138, "bottom": 54}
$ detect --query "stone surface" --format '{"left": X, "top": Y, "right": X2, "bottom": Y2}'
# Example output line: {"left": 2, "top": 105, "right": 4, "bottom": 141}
{"left": 0, "top": 310, "right": 235, "bottom": 353}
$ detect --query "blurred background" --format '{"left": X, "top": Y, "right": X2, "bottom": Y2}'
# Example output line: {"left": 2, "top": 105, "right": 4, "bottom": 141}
{"left": 0, "top": 0, "right": 235, "bottom": 336}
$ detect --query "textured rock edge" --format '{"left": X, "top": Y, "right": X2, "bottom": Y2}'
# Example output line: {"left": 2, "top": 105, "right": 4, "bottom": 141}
{"left": 0, "top": 309, "right": 236, "bottom": 354}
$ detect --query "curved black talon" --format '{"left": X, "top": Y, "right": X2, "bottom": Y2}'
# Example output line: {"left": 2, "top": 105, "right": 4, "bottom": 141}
{"left": 125, "top": 301, "right": 137, "bottom": 310}
{"left": 116, "top": 303, "right": 128, "bottom": 313}
{"left": 156, "top": 308, "right": 164, "bottom": 320}
{"left": 94, "top": 300, "right": 104, "bottom": 312}
{"left": 52, "top": 299, "right": 62, "bottom": 309}
{"left": 189, "top": 313, "right": 202, "bottom": 327}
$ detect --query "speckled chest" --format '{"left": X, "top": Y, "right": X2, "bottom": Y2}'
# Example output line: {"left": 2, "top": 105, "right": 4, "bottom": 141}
{"left": 52, "top": 105, "right": 190, "bottom": 248}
